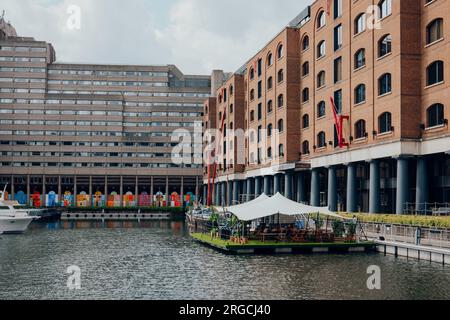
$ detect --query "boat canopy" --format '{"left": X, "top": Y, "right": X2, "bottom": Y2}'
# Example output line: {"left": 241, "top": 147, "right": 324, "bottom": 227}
{"left": 224, "top": 193, "right": 344, "bottom": 222}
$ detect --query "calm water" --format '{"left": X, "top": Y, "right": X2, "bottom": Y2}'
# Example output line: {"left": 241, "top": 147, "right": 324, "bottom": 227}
{"left": 0, "top": 221, "right": 449, "bottom": 300}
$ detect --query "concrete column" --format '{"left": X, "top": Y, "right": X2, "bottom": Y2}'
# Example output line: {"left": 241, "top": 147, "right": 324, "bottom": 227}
{"left": 415, "top": 158, "right": 428, "bottom": 213}
{"left": 180, "top": 176, "right": 184, "bottom": 207}
{"left": 227, "top": 181, "right": 233, "bottom": 206}
{"left": 242, "top": 180, "right": 247, "bottom": 202}
{"left": 246, "top": 178, "right": 253, "bottom": 202}
{"left": 296, "top": 173, "right": 307, "bottom": 203}
{"left": 195, "top": 176, "right": 199, "bottom": 204}
{"left": 264, "top": 176, "right": 271, "bottom": 195}
{"left": 104, "top": 176, "right": 108, "bottom": 200}
{"left": 26, "top": 175, "right": 30, "bottom": 206}
{"left": 10, "top": 175, "right": 14, "bottom": 201}
{"left": 42, "top": 175, "right": 46, "bottom": 205}
{"left": 310, "top": 169, "right": 320, "bottom": 207}
{"left": 89, "top": 176, "right": 93, "bottom": 207}
{"left": 165, "top": 176, "right": 169, "bottom": 207}
{"left": 150, "top": 176, "right": 154, "bottom": 206}
{"left": 396, "top": 157, "right": 409, "bottom": 215}
{"left": 233, "top": 180, "right": 239, "bottom": 204}
{"left": 119, "top": 176, "right": 123, "bottom": 207}
{"left": 203, "top": 185, "right": 207, "bottom": 205}
{"left": 255, "top": 177, "right": 262, "bottom": 196}
{"left": 221, "top": 182, "right": 226, "bottom": 206}
{"left": 327, "top": 167, "right": 337, "bottom": 212}
{"left": 369, "top": 160, "right": 380, "bottom": 214}
{"left": 215, "top": 183, "right": 219, "bottom": 206}
{"left": 274, "top": 174, "right": 281, "bottom": 194}
{"left": 58, "top": 175, "right": 62, "bottom": 206}
{"left": 135, "top": 176, "right": 139, "bottom": 207}
{"left": 346, "top": 163, "right": 357, "bottom": 213}
{"left": 215, "top": 183, "right": 220, "bottom": 206}
{"left": 74, "top": 176, "right": 78, "bottom": 207}
{"left": 284, "top": 173, "right": 293, "bottom": 200}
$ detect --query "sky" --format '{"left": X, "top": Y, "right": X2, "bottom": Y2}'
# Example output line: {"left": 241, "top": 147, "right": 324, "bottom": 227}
{"left": 1, "top": 0, "right": 310, "bottom": 75}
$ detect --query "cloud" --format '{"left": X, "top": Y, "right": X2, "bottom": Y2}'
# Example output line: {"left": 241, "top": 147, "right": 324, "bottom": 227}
{"left": 1, "top": 0, "right": 310, "bottom": 74}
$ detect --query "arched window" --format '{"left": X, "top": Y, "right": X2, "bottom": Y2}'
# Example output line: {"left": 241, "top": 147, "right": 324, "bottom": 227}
{"left": 378, "top": 0, "right": 392, "bottom": 19}
{"left": 229, "top": 122, "right": 234, "bottom": 130}
{"left": 427, "top": 18, "right": 443, "bottom": 45}
{"left": 277, "top": 69, "right": 284, "bottom": 83}
{"left": 267, "top": 53, "right": 273, "bottom": 66}
{"left": 267, "top": 100, "right": 273, "bottom": 113}
{"left": 218, "top": 112, "right": 222, "bottom": 122}
{"left": 278, "top": 144, "right": 285, "bottom": 157}
{"left": 229, "top": 104, "right": 234, "bottom": 114}
{"left": 317, "top": 71, "right": 326, "bottom": 88}
{"left": 378, "top": 73, "right": 392, "bottom": 96}
{"left": 278, "top": 119, "right": 284, "bottom": 132}
{"left": 302, "top": 35, "right": 310, "bottom": 51}
{"left": 302, "top": 141, "right": 310, "bottom": 155}
{"left": 427, "top": 61, "right": 444, "bottom": 86}
{"left": 317, "top": 10, "right": 326, "bottom": 29}
{"left": 302, "top": 114, "right": 310, "bottom": 129}
{"left": 378, "top": 34, "right": 392, "bottom": 58}
{"left": 267, "top": 124, "right": 273, "bottom": 137}
{"left": 354, "top": 84, "right": 366, "bottom": 104}
{"left": 317, "top": 101, "right": 326, "bottom": 118}
{"left": 229, "top": 85, "right": 234, "bottom": 96}
{"left": 267, "top": 147, "right": 273, "bottom": 159}
{"left": 317, "top": 40, "right": 326, "bottom": 58}
{"left": 378, "top": 112, "right": 392, "bottom": 134}
{"left": 302, "top": 61, "right": 310, "bottom": 77}
{"left": 354, "top": 13, "right": 366, "bottom": 34}
{"left": 250, "top": 110, "right": 255, "bottom": 122}
{"left": 278, "top": 94, "right": 284, "bottom": 108}
{"left": 277, "top": 44, "right": 284, "bottom": 59}
{"left": 267, "top": 76, "right": 273, "bottom": 90}
{"left": 250, "top": 89, "right": 255, "bottom": 100}
{"left": 302, "top": 88, "right": 309, "bottom": 103}
{"left": 427, "top": 103, "right": 444, "bottom": 128}
{"left": 355, "top": 120, "right": 367, "bottom": 139}
{"left": 249, "top": 67, "right": 255, "bottom": 80}
{"left": 317, "top": 132, "right": 326, "bottom": 148}
{"left": 354, "top": 48, "right": 366, "bottom": 69}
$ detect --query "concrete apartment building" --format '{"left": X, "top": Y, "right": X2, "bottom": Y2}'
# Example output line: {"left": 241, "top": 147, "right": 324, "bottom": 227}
{"left": 204, "top": 0, "right": 449, "bottom": 214}
{"left": 0, "top": 17, "right": 211, "bottom": 208}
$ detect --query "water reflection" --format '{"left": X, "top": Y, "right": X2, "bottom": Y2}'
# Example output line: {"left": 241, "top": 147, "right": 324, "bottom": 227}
{"left": 1, "top": 221, "right": 449, "bottom": 300}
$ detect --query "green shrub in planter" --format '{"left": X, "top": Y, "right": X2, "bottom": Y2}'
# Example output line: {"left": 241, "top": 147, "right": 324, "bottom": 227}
{"left": 332, "top": 220, "right": 345, "bottom": 237}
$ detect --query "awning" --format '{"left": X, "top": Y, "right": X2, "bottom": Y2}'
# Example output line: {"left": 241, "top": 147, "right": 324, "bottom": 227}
{"left": 213, "top": 194, "right": 269, "bottom": 214}
{"left": 225, "top": 193, "right": 343, "bottom": 222}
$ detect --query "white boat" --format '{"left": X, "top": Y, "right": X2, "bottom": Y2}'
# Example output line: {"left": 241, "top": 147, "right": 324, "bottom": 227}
{"left": 0, "top": 185, "right": 39, "bottom": 234}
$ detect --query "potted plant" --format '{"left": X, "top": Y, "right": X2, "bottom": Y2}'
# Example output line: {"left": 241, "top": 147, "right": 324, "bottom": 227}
{"left": 332, "top": 220, "right": 345, "bottom": 238}
{"left": 346, "top": 222, "right": 357, "bottom": 242}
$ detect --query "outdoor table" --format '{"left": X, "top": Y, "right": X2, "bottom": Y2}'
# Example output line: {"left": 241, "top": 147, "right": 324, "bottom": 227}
{"left": 260, "top": 233, "right": 287, "bottom": 243}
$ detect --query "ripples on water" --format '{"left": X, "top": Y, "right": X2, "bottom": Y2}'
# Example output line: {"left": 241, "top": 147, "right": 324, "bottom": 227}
{"left": 0, "top": 221, "right": 449, "bottom": 300}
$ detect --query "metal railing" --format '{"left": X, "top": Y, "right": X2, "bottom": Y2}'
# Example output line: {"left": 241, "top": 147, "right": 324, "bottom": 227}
{"left": 403, "top": 202, "right": 450, "bottom": 216}
{"left": 362, "top": 222, "right": 450, "bottom": 249}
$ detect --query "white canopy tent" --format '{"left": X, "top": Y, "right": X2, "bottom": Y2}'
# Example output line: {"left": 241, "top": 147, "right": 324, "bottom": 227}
{"left": 213, "top": 194, "right": 269, "bottom": 214}
{"left": 224, "top": 193, "right": 344, "bottom": 222}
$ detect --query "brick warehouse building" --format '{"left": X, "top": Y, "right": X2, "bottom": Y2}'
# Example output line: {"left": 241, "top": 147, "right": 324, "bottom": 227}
{"left": 0, "top": 17, "right": 214, "bottom": 208}
{"left": 203, "top": 0, "right": 450, "bottom": 214}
